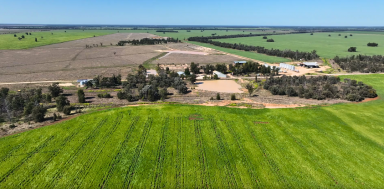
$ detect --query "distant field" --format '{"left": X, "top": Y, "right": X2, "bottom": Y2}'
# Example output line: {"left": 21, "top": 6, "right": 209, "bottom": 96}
{"left": 0, "top": 74, "right": 384, "bottom": 188}
{"left": 188, "top": 41, "right": 290, "bottom": 63}
{"left": 0, "top": 29, "right": 272, "bottom": 50}
{"left": 214, "top": 32, "right": 384, "bottom": 58}
{"left": 0, "top": 30, "right": 122, "bottom": 49}
{"left": 143, "top": 29, "right": 276, "bottom": 40}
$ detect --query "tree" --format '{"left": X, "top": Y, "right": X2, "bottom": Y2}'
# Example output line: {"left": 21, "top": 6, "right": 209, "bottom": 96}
{"left": 189, "top": 74, "right": 197, "bottom": 84}
{"left": 345, "top": 36, "right": 348, "bottom": 38}
{"left": 213, "top": 74, "right": 219, "bottom": 80}
{"left": 246, "top": 83, "right": 255, "bottom": 97}
{"left": 263, "top": 36, "right": 267, "bottom": 39}
{"left": 184, "top": 68, "right": 191, "bottom": 76}
{"left": 329, "top": 34, "right": 331, "bottom": 37}
{"left": 85, "top": 81, "right": 93, "bottom": 89}
{"left": 56, "top": 95, "right": 70, "bottom": 112}
{"left": 14, "top": 34, "right": 16, "bottom": 37}
{"left": 77, "top": 89, "right": 85, "bottom": 103}
{"left": 48, "top": 83, "right": 63, "bottom": 97}
{"left": 35, "top": 38, "right": 37, "bottom": 42}
{"left": 159, "top": 88, "right": 168, "bottom": 100}
{"left": 255, "top": 75, "right": 258, "bottom": 83}
{"left": 267, "top": 39, "right": 274, "bottom": 42}
{"left": 190, "top": 62, "right": 200, "bottom": 74}
{"left": 216, "top": 93, "right": 221, "bottom": 100}
{"left": 31, "top": 105, "right": 47, "bottom": 122}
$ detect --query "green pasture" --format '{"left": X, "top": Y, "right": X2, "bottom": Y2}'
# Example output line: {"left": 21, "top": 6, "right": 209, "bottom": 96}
{"left": 0, "top": 30, "right": 124, "bottom": 49}
{"left": 1, "top": 74, "right": 384, "bottom": 188}
{"left": 214, "top": 32, "right": 384, "bottom": 58}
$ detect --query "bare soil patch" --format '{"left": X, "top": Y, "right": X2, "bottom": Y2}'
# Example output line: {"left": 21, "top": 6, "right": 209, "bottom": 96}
{"left": 196, "top": 80, "right": 244, "bottom": 93}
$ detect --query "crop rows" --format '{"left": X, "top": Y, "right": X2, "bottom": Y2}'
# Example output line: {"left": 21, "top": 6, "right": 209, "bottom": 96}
{"left": 275, "top": 122, "right": 342, "bottom": 187}
{"left": 175, "top": 116, "right": 184, "bottom": 189}
{"left": 151, "top": 117, "right": 170, "bottom": 189}
{"left": 68, "top": 113, "right": 124, "bottom": 188}
{"left": 208, "top": 119, "right": 242, "bottom": 188}
{"left": 17, "top": 124, "right": 87, "bottom": 188}
{"left": 224, "top": 120, "right": 261, "bottom": 188}
{"left": 245, "top": 121, "right": 290, "bottom": 187}
{"left": 122, "top": 117, "right": 153, "bottom": 188}
{"left": 193, "top": 120, "right": 211, "bottom": 188}
{"left": 44, "top": 118, "right": 108, "bottom": 188}
{"left": 0, "top": 136, "right": 55, "bottom": 183}
{"left": 101, "top": 116, "right": 140, "bottom": 188}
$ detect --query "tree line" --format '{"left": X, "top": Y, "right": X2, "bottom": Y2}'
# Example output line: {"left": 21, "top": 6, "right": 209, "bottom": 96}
{"left": 333, "top": 55, "right": 384, "bottom": 73}
{"left": 117, "top": 38, "right": 179, "bottom": 46}
{"left": 188, "top": 38, "right": 319, "bottom": 60}
{"left": 263, "top": 75, "right": 377, "bottom": 102}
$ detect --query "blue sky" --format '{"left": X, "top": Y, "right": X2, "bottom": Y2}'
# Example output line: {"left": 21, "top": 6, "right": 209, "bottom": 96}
{"left": 0, "top": 0, "right": 383, "bottom": 26}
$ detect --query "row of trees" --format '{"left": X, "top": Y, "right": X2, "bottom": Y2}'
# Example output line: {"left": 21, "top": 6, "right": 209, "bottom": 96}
{"left": 195, "top": 39, "right": 318, "bottom": 60}
{"left": 229, "top": 62, "right": 280, "bottom": 76}
{"left": 91, "top": 74, "right": 122, "bottom": 88}
{"left": 187, "top": 33, "right": 286, "bottom": 41}
{"left": 117, "top": 38, "right": 179, "bottom": 46}
{"left": 263, "top": 75, "right": 377, "bottom": 101}
{"left": 333, "top": 55, "right": 384, "bottom": 73}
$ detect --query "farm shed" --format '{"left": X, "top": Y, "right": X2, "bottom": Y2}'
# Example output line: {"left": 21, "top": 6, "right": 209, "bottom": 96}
{"left": 77, "top": 79, "right": 91, "bottom": 87}
{"left": 146, "top": 70, "right": 158, "bottom": 77}
{"left": 302, "top": 62, "right": 319, "bottom": 68}
{"left": 213, "top": 71, "right": 227, "bottom": 78}
{"left": 234, "top": 61, "right": 247, "bottom": 64}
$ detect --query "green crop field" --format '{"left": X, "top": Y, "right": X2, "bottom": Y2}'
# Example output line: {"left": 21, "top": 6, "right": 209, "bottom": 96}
{"left": 0, "top": 74, "right": 384, "bottom": 188}
{"left": 214, "top": 33, "right": 384, "bottom": 59}
{"left": 0, "top": 30, "right": 124, "bottom": 49}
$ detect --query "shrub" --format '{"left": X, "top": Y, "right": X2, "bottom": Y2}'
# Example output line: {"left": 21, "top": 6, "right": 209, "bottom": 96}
{"left": 63, "top": 105, "right": 72, "bottom": 115}
{"left": 117, "top": 91, "right": 127, "bottom": 100}
{"left": 210, "top": 97, "right": 214, "bottom": 100}
{"left": 267, "top": 39, "right": 274, "bottom": 42}
{"left": 97, "top": 93, "right": 112, "bottom": 98}
{"left": 367, "top": 42, "right": 378, "bottom": 47}
{"left": 348, "top": 47, "right": 357, "bottom": 52}
{"left": 262, "top": 36, "right": 267, "bottom": 39}
{"left": 216, "top": 93, "right": 221, "bottom": 100}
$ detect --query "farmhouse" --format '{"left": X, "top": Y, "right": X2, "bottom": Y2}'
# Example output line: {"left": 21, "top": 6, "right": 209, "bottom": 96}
{"left": 302, "top": 62, "right": 319, "bottom": 68}
{"left": 213, "top": 71, "right": 227, "bottom": 78}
